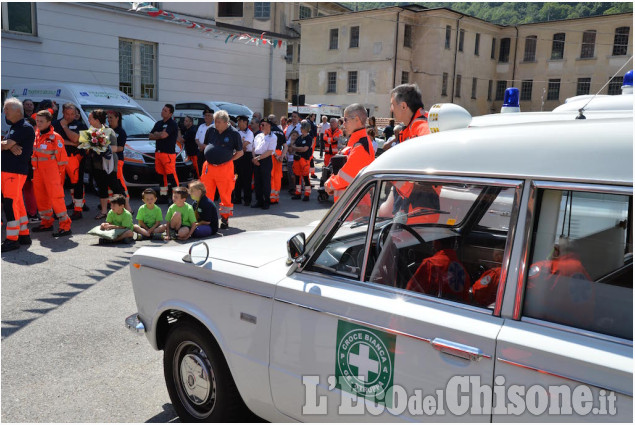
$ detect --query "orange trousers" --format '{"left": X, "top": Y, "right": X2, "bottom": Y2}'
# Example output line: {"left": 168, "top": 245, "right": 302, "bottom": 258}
{"left": 109, "top": 161, "right": 130, "bottom": 200}
{"left": 1, "top": 172, "right": 28, "bottom": 240}
{"left": 65, "top": 153, "right": 86, "bottom": 211}
{"left": 188, "top": 155, "right": 200, "bottom": 178}
{"left": 201, "top": 160, "right": 234, "bottom": 219}
{"left": 33, "top": 162, "right": 72, "bottom": 230}
{"left": 270, "top": 149, "right": 283, "bottom": 203}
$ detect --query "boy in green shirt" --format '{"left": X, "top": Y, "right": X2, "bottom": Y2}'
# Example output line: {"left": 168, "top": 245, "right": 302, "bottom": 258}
{"left": 133, "top": 188, "right": 164, "bottom": 240}
{"left": 158, "top": 186, "right": 196, "bottom": 241}
{"left": 98, "top": 194, "right": 134, "bottom": 244}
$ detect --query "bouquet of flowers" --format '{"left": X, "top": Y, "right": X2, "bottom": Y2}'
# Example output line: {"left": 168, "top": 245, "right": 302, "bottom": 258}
{"left": 78, "top": 127, "right": 110, "bottom": 154}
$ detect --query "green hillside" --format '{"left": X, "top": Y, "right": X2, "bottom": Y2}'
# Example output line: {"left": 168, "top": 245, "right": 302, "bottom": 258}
{"left": 341, "top": 2, "right": 633, "bottom": 25}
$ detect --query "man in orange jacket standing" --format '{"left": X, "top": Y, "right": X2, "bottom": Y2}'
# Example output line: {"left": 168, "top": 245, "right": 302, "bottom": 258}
{"left": 31, "top": 110, "right": 72, "bottom": 237}
{"left": 390, "top": 83, "right": 430, "bottom": 143}
{"left": 323, "top": 117, "right": 343, "bottom": 168}
{"left": 324, "top": 104, "right": 375, "bottom": 203}
{"left": 1, "top": 98, "right": 34, "bottom": 252}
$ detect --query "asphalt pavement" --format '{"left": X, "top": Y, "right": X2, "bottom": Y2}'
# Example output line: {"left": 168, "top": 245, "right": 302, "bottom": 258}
{"left": 1, "top": 156, "right": 331, "bottom": 422}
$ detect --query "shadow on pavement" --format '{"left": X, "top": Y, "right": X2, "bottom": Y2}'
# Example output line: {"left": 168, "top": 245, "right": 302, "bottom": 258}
{"left": 38, "top": 235, "right": 80, "bottom": 252}
{"left": 146, "top": 404, "right": 179, "bottom": 423}
{"left": 0, "top": 248, "right": 48, "bottom": 265}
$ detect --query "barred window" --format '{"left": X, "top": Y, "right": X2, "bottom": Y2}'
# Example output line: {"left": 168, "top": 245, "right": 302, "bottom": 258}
{"left": 329, "top": 28, "right": 338, "bottom": 50}
{"left": 551, "top": 33, "right": 565, "bottom": 60}
{"left": 495, "top": 80, "right": 506, "bottom": 101}
{"left": 401, "top": 71, "right": 409, "bottom": 85}
{"left": 521, "top": 80, "right": 533, "bottom": 101}
{"left": 350, "top": 26, "right": 359, "bottom": 48}
{"left": 218, "top": 2, "right": 243, "bottom": 17}
{"left": 471, "top": 77, "right": 477, "bottom": 99}
{"left": 523, "top": 35, "right": 537, "bottom": 62}
{"left": 491, "top": 38, "right": 496, "bottom": 59}
{"left": 254, "top": 2, "right": 270, "bottom": 19}
{"left": 348, "top": 71, "right": 358, "bottom": 93}
{"left": 327, "top": 72, "right": 337, "bottom": 94}
{"left": 488, "top": 80, "right": 493, "bottom": 100}
{"left": 455, "top": 74, "right": 462, "bottom": 98}
{"left": 119, "top": 38, "right": 157, "bottom": 100}
{"left": 286, "top": 43, "right": 293, "bottom": 64}
{"left": 445, "top": 25, "right": 451, "bottom": 49}
{"left": 404, "top": 24, "right": 412, "bottom": 48}
{"left": 612, "top": 27, "right": 630, "bottom": 56}
{"left": 459, "top": 29, "right": 465, "bottom": 52}
{"left": 580, "top": 30, "right": 596, "bottom": 58}
{"left": 499, "top": 37, "right": 510, "bottom": 63}
{"left": 547, "top": 79, "right": 561, "bottom": 100}
{"left": 442, "top": 73, "right": 448, "bottom": 96}
{"left": 299, "top": 5, "right": 311, "bottom": 20}
{"left": 608, "top": 76, "right": 623, "bottom": 95}
{"left": 576, "top": 78, "right": 591, "bottom": 96}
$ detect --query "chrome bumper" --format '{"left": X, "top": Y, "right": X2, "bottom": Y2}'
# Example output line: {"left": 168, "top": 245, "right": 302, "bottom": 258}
{"left": 125, "top": 313, "right": 146, "bottom": 334}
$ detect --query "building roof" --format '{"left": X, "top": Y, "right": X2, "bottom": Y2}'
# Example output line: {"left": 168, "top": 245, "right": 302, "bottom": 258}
{"left": 365, "top": 117, "right": 633, "bottom": 186}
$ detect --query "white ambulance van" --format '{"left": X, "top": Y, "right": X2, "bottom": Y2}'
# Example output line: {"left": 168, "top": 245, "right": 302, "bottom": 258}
{"left": 2, "top": 83, "right": 195, "bottom": 187}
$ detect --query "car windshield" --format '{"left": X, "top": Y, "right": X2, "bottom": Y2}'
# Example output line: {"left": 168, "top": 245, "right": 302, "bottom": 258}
{"left": 82, "top": 106, "right": 156, "bottom": 138}
{"left": 215, "top": 103, "right": 253, "bottom": 117}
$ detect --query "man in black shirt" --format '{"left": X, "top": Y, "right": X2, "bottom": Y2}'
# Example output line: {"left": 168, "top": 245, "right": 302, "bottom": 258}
{"left": 2, "top": 98, "right": 35, "bottom": 251}
{"left": 149, "top": 104, "right": 179, "bottom": 203}
{"left": 307, "top": 113, "right": 318, "bottom": 178}
{"left": 53, "top": 102, "right": 88, "bottom": 219}
{"left": 178, "top": 115, "right": 200, "bottom": 178}
{"left": 201, "top": 110, "right": 243, "bottom": 229}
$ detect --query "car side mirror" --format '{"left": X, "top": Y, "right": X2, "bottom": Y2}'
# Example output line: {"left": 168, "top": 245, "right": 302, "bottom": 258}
{"left": 182, "top": 241, "right": 209, "bottom": 266}
{"left": 287, "top": 232, "right": 306, "bottom": 264}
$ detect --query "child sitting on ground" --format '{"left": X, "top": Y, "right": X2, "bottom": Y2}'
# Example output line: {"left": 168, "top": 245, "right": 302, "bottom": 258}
{"left": 133, "top": 188, "right": 164, "bottom": 240}
{"left": 187, "top": 180, "right": 219, "bottom": 238}
{"left": 98, "top": 194, "right": 134, "bottom": 244}
{"left": 158, "top": 186, "right": 196, "bottom": 241}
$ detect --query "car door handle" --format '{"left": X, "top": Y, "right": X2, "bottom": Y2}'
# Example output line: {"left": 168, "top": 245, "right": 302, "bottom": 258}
{"left": 430, "top": 338, "right": 490, "bottom": 361}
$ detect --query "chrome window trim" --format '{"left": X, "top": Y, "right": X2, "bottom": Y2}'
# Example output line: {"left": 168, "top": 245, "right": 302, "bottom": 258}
{"left": 299, "top": 269, "right": 496, "bottom": 316}
{"left": 275, "top": 297, "right": 491, "bottom": 360}
{"left": 521, "top": 316, "right": 633, "bottom": 347}
{"left": 514, "top": 181, "right": 633, "bottom": 320}
{"left": 360, "top": 184, "right": 381, "bottom": 281}
{"left": 533, "top": 181, "right": 633, "bottom": 195}
{"left": 494, "top": 184, "right": 524, "bottom": 317}
{"left": 513, "top": 181, "right": 539, "bottom": 320}
{"left": 138, "top": 264, "right": 273, "bottom": 299}
{"left": 370, "top": 173, "right": 523, "bottom": 188}
{"left": 497, "top": 357, "right": 632, "bottom": 397}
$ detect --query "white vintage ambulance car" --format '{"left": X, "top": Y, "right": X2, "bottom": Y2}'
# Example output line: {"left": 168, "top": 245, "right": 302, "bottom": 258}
{"left": 126, "top": 93, "right": 633, "bottom": 422}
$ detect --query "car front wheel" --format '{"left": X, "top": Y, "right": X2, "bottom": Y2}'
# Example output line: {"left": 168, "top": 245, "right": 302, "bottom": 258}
{"left": 163, "top": 321, "right": 243, "bottom": 422}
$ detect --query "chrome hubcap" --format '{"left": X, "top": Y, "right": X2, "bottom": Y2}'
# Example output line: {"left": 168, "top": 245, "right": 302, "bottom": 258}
{"left": 174, "top": 341, "right": 216, "bottom": 418}
{"left": 180, "top": 353, "right": 211, "bottom": 405}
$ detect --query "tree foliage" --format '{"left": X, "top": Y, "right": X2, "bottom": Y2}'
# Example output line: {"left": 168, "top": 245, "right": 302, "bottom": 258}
{"left": 341, "top": 2, "right": 632, "bottom": 24}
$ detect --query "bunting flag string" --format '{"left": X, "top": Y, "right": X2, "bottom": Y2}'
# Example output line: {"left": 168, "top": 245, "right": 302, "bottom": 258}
{"left": 129, "top": 2, "right": 285, "bottom": 48}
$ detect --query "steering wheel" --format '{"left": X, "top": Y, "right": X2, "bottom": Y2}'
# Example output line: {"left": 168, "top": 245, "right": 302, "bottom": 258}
{"left": 375, "top": 221, "right": 426, "bottom": 257}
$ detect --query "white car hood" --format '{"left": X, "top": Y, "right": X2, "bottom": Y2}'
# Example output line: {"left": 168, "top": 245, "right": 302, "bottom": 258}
{"left": 206, "top": 226, "right": 315, "bottom": 268}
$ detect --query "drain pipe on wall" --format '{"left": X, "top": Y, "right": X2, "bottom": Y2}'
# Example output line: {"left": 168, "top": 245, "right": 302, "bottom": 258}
{"left": 511, "top": 25, "right": 519, "bottom": 87}
{"left": 268, "top": 35, "right": 274, "bottom": 100}
{"left": 392, "top": 10, "right": 402, "bottom": 88}
{"left": 451, "top": 15, "right": 464, "bottom": 103}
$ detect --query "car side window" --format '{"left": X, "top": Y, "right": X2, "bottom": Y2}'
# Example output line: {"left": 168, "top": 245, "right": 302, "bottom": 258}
{"left": 522, "top": 189, "right": 632, "bottom": 340}
{"left": 366, "top": 180, "right": 516, "bottom": 309}
{"left": 306, "top": 185, "right": 376, "bottom": 280}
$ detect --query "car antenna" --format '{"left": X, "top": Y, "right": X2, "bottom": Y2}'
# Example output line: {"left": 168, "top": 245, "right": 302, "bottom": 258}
{"left": 576, "top": 56, "right": 633, "bottom": 119}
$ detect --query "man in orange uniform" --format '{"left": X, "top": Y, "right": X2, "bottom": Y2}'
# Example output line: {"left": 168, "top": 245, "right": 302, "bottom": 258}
{"left": 323, "top": 117, "right": 343, "bottom": 167}
{"left": 1, "top": 98, "right": 34, "bottom": 252}
{"left": 53, "top": 102, "right": 87, "bottom": 219}
{"left": 31, "top": 110, "right": 72, "bottom": 237}
{"left": 149, "top": 104, "right": 180, "bottom": 203}
{"left": 201, "top": 110, "right": 243, "bottom": 229}
{"left": 324, "top": 104, "right": 375, "bottom": 203}
{"left": 390, "top": 83, "right": 430, "bottom": 143}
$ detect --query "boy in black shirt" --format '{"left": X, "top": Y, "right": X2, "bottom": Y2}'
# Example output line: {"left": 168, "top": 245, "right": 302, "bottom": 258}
{"left": 187, "top": 180, "right": 218, "bottom": 238}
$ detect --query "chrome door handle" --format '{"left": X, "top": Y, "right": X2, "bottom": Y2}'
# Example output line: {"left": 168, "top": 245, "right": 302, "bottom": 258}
{"left": 430, "top": 338, "right": 490, "bottom": 361}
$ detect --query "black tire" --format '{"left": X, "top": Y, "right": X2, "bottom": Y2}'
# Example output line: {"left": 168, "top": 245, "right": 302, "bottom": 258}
{"left": 163, "top": 321, "right": 244, "bottom": 422}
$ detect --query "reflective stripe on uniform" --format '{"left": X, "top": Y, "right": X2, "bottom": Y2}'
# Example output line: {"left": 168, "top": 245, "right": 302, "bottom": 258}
{"left": 6, "top": 221, "right": 19, "bottom": 237}
{"left": 32, "top": 156, "right": 56, "bottom": 162}
{"left": 338, "top": 170, "right": 354, "bottom": 183}
{"left": 34, "top": 148, "right": 57, "bottom": 155}
{"left": 160, "top": 186, "right": 168, "bottom": 196}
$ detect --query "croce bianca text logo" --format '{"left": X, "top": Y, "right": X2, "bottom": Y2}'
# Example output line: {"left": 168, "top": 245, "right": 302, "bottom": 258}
{"left": 335, "top": 321, "right": 396, "bottom": 407}
{"left": 302, "top": 375, "right": 618, "bottom": 417}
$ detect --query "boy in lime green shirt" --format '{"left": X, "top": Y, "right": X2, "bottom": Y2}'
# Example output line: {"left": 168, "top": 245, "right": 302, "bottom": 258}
{"left": 133, "top": 188, "right": 164, "bottom": 240}
{"left": 99, "top": 194, "right": 134, "bottom": 243}
{"left": 158, "top": 186, "right": 196, "bottom": 241}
